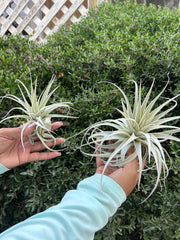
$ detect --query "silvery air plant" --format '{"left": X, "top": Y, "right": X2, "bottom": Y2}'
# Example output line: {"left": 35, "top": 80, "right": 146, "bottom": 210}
{"left": 0, "top": 77, "right": 74, "bottom": 151}
{"left": 80, "top": 80, "right": 180, "bottom": 200}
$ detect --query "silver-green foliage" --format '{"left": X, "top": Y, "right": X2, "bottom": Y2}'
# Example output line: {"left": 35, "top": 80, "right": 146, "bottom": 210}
{"left": 80, "top": 80, "right": 180, "bottom": 198}
{"left": 0, "top": 77, "right": 73, "bottom": 151}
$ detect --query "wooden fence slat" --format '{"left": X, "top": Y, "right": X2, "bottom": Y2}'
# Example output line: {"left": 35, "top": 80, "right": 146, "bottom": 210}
{"left": 8, "top": 25, "right": 16, "bottom": 34}
{"left": 16, "top": 16, "right": 22, "bottom": 25}
{"left": 61, "top": 5, "right": 68, "bottom": 14}
{"left": 44, "top": 26, "right": 51, "bottom": 35}
{"left": 40, "top": 0, "right": 87, "bottom": 41}
{"left": 50, "top": 0, "right": 86, "bottom": 36}
{"left": 5, "top": 7, "right": 13, "bottom": 16}
{"left": 1, "top": 0, "right": 107, "bottom": 42}
{"left": 0, "top": 17, "right": 6, "bottom": 25}
{"left": 30, "top": 0, "right": 67, "bottom": 41}
{"left": 23, "top": 6, "right": 30, "bottom": 15}
{"left": 33, "top": 16, "right": 42, "bottom": 26}
{"left": 78, "top": 4, "right": 88, "bottom": 15}
{"left": 13, "top": 0, "right": 46, "bottom": 34}
{"left": 0, "top": 0, "right": 11, "bottom": 16}
{"left": 0, "top": 0, "right": 29, "bottom": 36}
{"left": 25, "top": 25, "right": 33, "bottom": 35}
{"left": 41, "top": 5, "right": 49, "bottom": 15}
{"left": 0, "top": 0, "right": 22, "bottom": 26}
{"left": 13, "top": 0, "right": 22, "bottom": 4}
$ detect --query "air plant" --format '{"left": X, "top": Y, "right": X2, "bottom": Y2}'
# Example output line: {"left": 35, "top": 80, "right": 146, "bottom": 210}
{"left": 80, "top": 80, "right": 180, "bottom": 199}
{"left": 0, "top": 76, "right": 74, "bottom": 151}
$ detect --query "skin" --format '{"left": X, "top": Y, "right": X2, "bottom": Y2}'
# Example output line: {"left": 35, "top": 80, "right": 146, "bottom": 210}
{"left": 0, "top": 121, "right": 65, "bottom": 169}
{"left": 96, "top": 143, "right": 146, "bottom": 196}
{"left": 0, "top": 124, "right": 144, "bottom": 196}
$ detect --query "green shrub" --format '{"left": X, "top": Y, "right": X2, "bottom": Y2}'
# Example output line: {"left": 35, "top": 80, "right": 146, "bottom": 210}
{"left": 0, "top": 1, "right": 179, "bottom": 239}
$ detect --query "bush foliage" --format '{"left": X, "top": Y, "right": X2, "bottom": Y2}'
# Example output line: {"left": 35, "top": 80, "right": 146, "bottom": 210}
{"left": 0, "top": 1, "right": 179, "bottom": 239}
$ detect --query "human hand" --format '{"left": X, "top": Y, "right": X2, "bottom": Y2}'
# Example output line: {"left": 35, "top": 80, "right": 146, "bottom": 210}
{"left": 95, "top": 146, "right": 146, "bottom": 196}
{"left": 0, "top": 121, "right": 65, "bottom": 169}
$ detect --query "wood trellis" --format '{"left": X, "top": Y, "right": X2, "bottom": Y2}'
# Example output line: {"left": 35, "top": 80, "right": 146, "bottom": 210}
{"left": 0, "top": 0, "right": 107, "bottom": 42}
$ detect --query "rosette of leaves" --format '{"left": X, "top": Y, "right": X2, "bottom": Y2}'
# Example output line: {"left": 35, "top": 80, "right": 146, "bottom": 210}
{"left": 80, "top": 80, "right": 180, "bottom": 198}
{"left": 0, "top": 77, "right": 74, "bottom": 151}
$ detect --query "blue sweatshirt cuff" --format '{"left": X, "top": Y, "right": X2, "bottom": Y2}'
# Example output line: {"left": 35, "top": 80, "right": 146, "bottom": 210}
{"left": 79, "top": 174, "right": 127, "bottom": 209}
{"left": 0, "top": 163, "right": 9, "bottom": 174}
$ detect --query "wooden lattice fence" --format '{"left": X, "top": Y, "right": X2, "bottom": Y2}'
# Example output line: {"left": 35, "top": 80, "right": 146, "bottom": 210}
{"left": 0, "top": 0, "right": 107, "bottom": 42}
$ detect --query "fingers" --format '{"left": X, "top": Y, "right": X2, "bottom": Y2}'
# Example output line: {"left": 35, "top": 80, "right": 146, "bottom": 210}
{"left": 28, "top": 151, "right": 61, "bottom": 163}
{"left": 27, "top": 136, "right": 65, "bottom": 163}
{"left": 95, "top": 140, "right": 103, "bottom": 168}
{"left": 51, "top": 121, "right": 64, "bottom": 131}
{"left": 22, "top": 121, "right": 64, "bottom": 138}
{"left": 95, "top": 139, "right": 114, "bottom": 168}
{"left": 108, "top": 140, "right": 114, "bottom": 152}
{"left": 30, "top": 138, "right": 65, "bottom": 152}
{"left": 95, "top": 140, "right": 119, "bottom": 175}
{"left": 22, "top": 123, "right": 36, "bottom": 137}
{"left": 125, "top": 151, "right": 146, "bottom": 173}
{"left": 125, "top": 146, "right": 139, "bottom": 170}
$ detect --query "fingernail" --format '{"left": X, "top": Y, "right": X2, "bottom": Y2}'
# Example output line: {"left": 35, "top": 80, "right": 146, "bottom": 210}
{"left": 27, "top": 122, "right": 35, "bottom": 128}
{"left": 56, "top": 152, "right": 61, "bottom": 156}
{"left": 58, "top": 138, "right": 65, "bottom": 143}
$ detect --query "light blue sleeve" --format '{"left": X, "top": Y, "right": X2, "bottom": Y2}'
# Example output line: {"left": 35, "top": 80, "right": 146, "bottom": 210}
{"left": 0, "top": 163, "right": 9, "bottom": 174}
{"left": 0, "top": 174, "right": 126, "bottom": 240}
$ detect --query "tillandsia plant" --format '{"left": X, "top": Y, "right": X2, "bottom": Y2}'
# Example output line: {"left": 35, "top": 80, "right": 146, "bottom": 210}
{"left": 0, "top": 76, "right": 74, "bottom": 151}
{"left": 80, "top": 80, "right": 180, "bottom": 199}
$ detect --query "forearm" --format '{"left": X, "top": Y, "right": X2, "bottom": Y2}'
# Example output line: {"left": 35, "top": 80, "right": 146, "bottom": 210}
{"left": 0, "top": 174, "right": 126, "bottom": 240}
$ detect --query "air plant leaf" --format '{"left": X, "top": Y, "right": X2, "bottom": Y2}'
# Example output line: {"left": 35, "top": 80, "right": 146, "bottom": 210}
{"left": 0, "top": 76, "right": 75, "bottom": 151}
{"left": 80, "top": 80, "right": 180, "bottom": 200}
